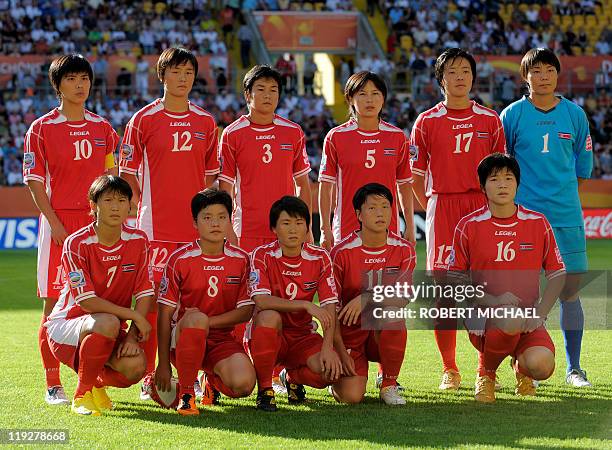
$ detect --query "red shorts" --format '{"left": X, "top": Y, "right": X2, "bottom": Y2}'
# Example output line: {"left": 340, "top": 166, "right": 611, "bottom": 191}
{"left": 46, "top": 314, "right": 126, "bottom": 371}
{"left": 37, "top": 210, "right": 91, "bottom": 299}
{"left": 247, "top": 328, "right": 323, "bottom": 369}
{"left": 468, "top": 326, "right": 555, "bottom": 357}
{"left": 340, "top": 324, "right": 382, "bottom": 377}
{"left": 238, "top": 236, "right": 275, "bottom": 254}
{"left": 171, "top": 329, "right": 246, "bottom": 374}
{"left": 149, "top": 241, "right": 189, "bottom": 285}
{"left": 425, "top": 192, "right": 486, "bottom": 271}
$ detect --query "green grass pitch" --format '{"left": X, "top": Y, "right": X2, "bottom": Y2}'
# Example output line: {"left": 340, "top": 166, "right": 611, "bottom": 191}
{"left": 0, "top": 242, "right": 610, "bottom": 449}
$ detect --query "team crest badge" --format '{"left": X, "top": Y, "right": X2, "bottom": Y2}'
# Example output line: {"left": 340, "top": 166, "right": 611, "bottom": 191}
{"left": 249, "top": 270, "right": 260, "bottom": 288}
{"left": 159, "top": 276, "right": 168, "bottom": 296}
{"left": 409, "top": 145, "right": 418, "bottom": 161}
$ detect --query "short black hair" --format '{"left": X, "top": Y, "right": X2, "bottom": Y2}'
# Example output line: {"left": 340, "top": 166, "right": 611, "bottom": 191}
{"left": 88, "top": 175, "right": 132, "bottom": 204}
{"left": 344, "top": 71, "right": 387, "bottom": 118}
{"left": 191, "top": 188, "right": 233, "bottom": 221}
{"left": 156, "top": 47, "right": 198, "bottom": 81}
{"left": 434, "top": 48, "right": 477, "bottom": 93}
{"left": 269, "top": 196, "right": 310, "bottom": 230}
{"left": 520, "top": 48, "right": 561, "bottom": 80}
{"left": 352, "top": 183, "right": 394, "bottom": 213}
{"left": 477, "top": 153, "right": 521, "bottom": 187}
{"left": 243, "top": 64, "right": 282, "bottom": 95}
{"left": 48, "top": 54, "right": 94, "bottom": 98}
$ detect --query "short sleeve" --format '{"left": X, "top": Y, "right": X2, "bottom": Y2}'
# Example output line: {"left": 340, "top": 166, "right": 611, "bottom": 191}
{"left": 573, "top": 107, "right": 593, "bottom": 179}
{"left": 133, "top": 237, "right": 155, "bottom": 301}
{"left": 204, "top": 118, "right": 221, "bottom": 176}
{"left": 218, "top": 127, "right": 236, "bottom": 184}
{"left": 292, "top": 126, "right": 311, "bottom": 179}
{"left": 448, "top": 221, "right": 470, "bottom": 273}
{"left": 490, "top": 114, "right": 507, "bottom": 154}
{"left": 119, "top": 113, "right": 144, "bottom": 176}
{"left": 409, "top": 114, "right": 429, "bottom": 176}
{"left": 158, "top": 257, "right": 181, "bottom": 308}
{"left": 500, "top": 106, "right": 515, "bottom": 156}
{"left": 318, "top": 131, "right": 338, "bottom": 184}
{"left": 23, "top": 121, "right": 46, "bottom": 184}
{"left": 62, "top": 241, "right": 96, "bottom": 304}
{"left": 396, "top": 134, "right": 414, "bottom": 185}
{"left": 104, "top": 122, "right": 119, "bottom": 170}
{"left": 236, "top": 258, "right": 255, "bottom": 309}
{"left": 542, "top": 218, "right": 566, "bottom": 280}
{"left": 331, "top": 247, "right": 345, "bottom": 301}
{"left": 317, "top": 251, "right": 338, "bottom": 306}
{"left": 248, "top": 250, "right": 272, "bottom": 297}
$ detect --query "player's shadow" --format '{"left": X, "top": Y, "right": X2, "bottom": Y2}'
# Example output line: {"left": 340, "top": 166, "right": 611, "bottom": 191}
{"left": 124, "top": 388, "right": 612, "bottom": 448}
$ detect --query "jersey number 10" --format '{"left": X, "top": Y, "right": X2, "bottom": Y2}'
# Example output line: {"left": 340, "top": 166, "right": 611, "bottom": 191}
{"left": 73, "top": 139, "right": 93, "bottom": 160}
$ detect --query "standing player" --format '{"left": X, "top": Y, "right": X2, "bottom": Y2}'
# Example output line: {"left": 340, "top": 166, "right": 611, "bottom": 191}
{"left": 45, "top": 175, "right": 155, "bottom": 415}
{"left": 330, "top": 183, "right": 416, "bottom": 405}
{"left": 410, "top": 48, "right": 506, "bottom": 390}
{"left": 247, "top": 196, "right": 341, "bottom": 412}
{"left": 23, "top": 54, "right": 118, "bottom": 405}
{"left": 319, "top": 71, "right": 414, "bottom": 250}
{"left": 449, "top": 154, "right": 566, "bottom": 402}
{"left": 218, "top": 65, "right": 312, "bottom": 253}
{"left": 501, "top": 48, "right": 593, "bottom": 387}
{"left": 218, "top": 65, "right": 312, "bottom": 392}
{"left": 119, "top": 47, "right": 220, "bottom": 392}
{"left": 155, "top": 189, "right": 256, "bottom": 416}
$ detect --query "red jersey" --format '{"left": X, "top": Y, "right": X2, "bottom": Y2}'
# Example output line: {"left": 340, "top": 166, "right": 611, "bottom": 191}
{"left": 23, "top": 109, "right": 118, "bottom": 211}
{"left": 158, "top": 241, "right": 253, "bottom": 339}
{"left": 119, "top": 99, "right": 220, "bottom": 242}
{"left": 48, "top": 223, "right": 155, "bottom": 322}
{"left": 249, "top": 241, "right": 338, "bottom": 331}
{"left": 218, "top": 115, "right": 311, "bottom": 240}
{"left": 331, "top": 231, "right": 416, "bottom": 312}
{"left": 449, "top": 205, "right": 566, "bottom": 306}
{"left": 410, "top": 101, "right": 506, "bottom": 196}
{"left": 318, "top": 120, "right": 413, "bottom": 243}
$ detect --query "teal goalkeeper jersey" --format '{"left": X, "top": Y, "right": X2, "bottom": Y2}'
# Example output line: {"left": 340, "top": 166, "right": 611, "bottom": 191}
{"left": 501, "top": 96, "right": 593, "bottom": 227}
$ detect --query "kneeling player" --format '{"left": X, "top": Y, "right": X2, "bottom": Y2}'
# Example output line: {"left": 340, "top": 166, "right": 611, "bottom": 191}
{"left": 449, "top": 154, "right": 566, "bottom": 403}
{"left": 45, "top": 175, "right": 155, "bottom": 416}
{"left": 329, "top": 183, "right": 416, "bottom": 405}
{"left": 248, "top": 196, "right": 341, "bottom": 412}
{"left": 155, "top": 189, "right": 256, "bottom": 416}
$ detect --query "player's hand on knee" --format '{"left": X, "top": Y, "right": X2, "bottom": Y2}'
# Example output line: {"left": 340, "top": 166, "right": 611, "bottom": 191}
{"left": 521, "top": 316, "right": 544, "bottom": 334}
{"left": 155, "top": 364, "right": 172, "bottom": 392}
{"left": 320, "top": 347, "right": 342, "bottom": 382}
{"left": 132, "top": 312, "right": 152, "bottom": 342}
{"left": 307, "top": 304, "right": 332, "bottom": 330}
{"left": 339, "top": 351, "right": 357, "bottom": 377}
{"left": 117, "top": 338, "right": 141, "bottom": 358}
{"left": 338, "top": 296, "right": 362, "bottom": 326}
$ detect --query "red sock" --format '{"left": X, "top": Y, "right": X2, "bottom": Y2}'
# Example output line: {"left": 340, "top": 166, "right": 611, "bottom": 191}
{"left": 75, "top": 333, "right": 115, "bottom": 398}
{"left": 140, "top": 311, "right": 158, "bottom": 375}
{"left": 434, "top": 329, "right": 458, "bottom": 372}
{"left": 95, "top": 367, "right": 134, "bottom": 388}
{"left": 378, "top": 329, "right": 407, "bottom": 388}
{"left": 250, "top": 327, "right": 280, "bottom": 391}
{"left": 477, "top": 351, "right": 486, "bottom": 375}
{"left": 207, "top": 373, "right": 239, "bottom": 398}
{"left": 286, "top": 366, "right": 328, "bottom": 389}
{"left": 39, "top": 316, "right": 61, "bottom": 388}
{"left": 481, "top": 328, "right": 520, "bottom": 377}
{"left": 176, "top": 328, "right": 207, "bottom": 396}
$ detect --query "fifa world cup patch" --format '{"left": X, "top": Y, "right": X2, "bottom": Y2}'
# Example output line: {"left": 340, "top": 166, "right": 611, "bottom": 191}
{"left": 409, "top": 144, "right": 418, "bottom": 161}
{"left": 159, "top": 276, "right": 169, "bottom": 296}
{"left": 519, "top": 243, "right": 534, "bottom": 251}
{"left": 68, "top": 270, "right": 86, "bottom": 288}
{"left": 303, "top": 280, "right": 318, "bottom": 291}
{"left": 586, "top": 135, "right": 592, "bottom": 151}
{"left": 23, "top": 152, "right": 35, "bottom": 169}
{"left": 249, "top": 270, "right": 260, "bottom": 288}
{"left": 320, "top": 153, "right": 327, "bottom": 171}
{"left": 121, "top": 143, "right": 134, "bottom": 161}
{"left": 558, "top": 132, "right": 572, "bottom": 140}
{"left": 327, "top": 276, "right": 338, "bottom": 297}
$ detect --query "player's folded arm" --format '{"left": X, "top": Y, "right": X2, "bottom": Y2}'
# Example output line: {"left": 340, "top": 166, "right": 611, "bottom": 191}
{"left": 208, "top": 300, "right": 255, "bottom": 329}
